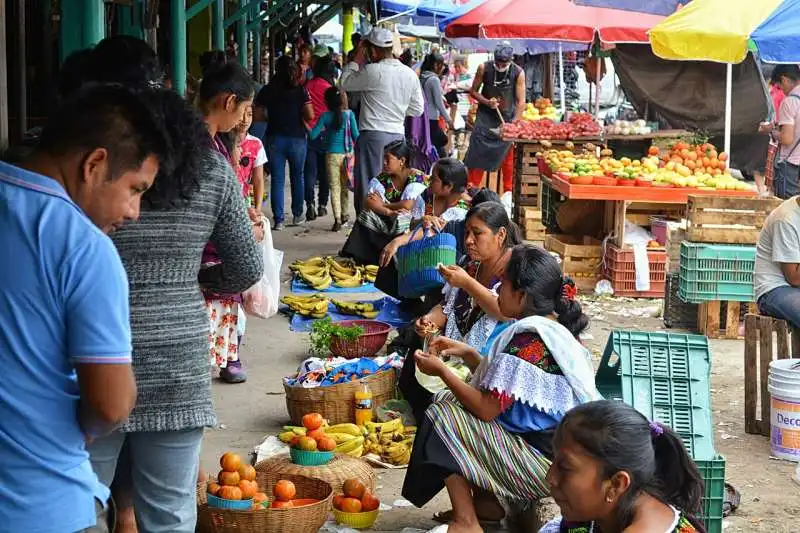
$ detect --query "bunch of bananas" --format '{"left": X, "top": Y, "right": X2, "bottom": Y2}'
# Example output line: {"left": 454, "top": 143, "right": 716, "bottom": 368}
{"left": 332, "top": 299, "right": 379, "bottom": 319}
{"left": 325, "top": 423, "right": 367, "bottom": 457}
{"left": 362, "top": 418, "right": 417, "bottom": 466}
{"left": 290, "top": 256, "right": 380, "bottom": 290}
{"left": 280, "top": 294, "right": 330, "bottom": 318}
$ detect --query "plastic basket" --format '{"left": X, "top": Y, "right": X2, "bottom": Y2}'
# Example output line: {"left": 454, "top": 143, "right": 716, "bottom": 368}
{"left": 596, "top": 331, "right": 715, "bottom": 461}
{"left": 664, "top": 272, "right": 697, "bottom": 329}
{"left": 332, "top": 508, "right": 380, "bottom": 529}
{"left": 329, "top": 320, "right": 392, "bottom": 359}
{"left": 695, "top": 455, "right": 726, "bottom": 533}
{"left": 289, "top": 448, "right": 335, "bottom": 466}
{"left": 604, "top": 244, "right": 667, "bottom": 298}
{"left": 207, "top": 494, "right": 255, "bottom": 510}
{"left": 678, "top": 242, "right": 756, "bottom": 303}
{"left": 396, "top": 227, "right": 457, "bottom": 299}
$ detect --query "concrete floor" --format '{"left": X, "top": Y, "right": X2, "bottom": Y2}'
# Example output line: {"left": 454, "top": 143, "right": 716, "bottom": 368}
{"left": 200, "top": 208, "right": 800, "bottom": 532}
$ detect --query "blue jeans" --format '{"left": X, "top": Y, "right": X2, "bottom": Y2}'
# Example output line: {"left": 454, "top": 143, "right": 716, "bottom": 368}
{"left": 304, "top": 137, "right": 329, "bottom": 208}
{"left": 774, "top": 160, "right": 799, "bottom": 199}
{"left": 267, "top": 135, "right": 307, "bottom": 223}
{"left": 759, "top": 285, "right": 800, "bottom": 328}
{"left": 88, "top": 429, "right": 204, "bottom": 533}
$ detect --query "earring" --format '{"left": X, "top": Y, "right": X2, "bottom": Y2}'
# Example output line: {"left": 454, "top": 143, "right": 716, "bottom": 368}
{"left": 605, "top": 496, "right": 613, "bottom": 503}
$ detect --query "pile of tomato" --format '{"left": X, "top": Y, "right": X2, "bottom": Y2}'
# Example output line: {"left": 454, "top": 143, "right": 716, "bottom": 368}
{"left": 501, "top": 112, "right": 601, "bottom": 140}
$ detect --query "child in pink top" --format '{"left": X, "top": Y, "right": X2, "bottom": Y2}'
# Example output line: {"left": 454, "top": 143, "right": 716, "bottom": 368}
{"left": 234, "top": 104, "right": 267, "bottom": 208}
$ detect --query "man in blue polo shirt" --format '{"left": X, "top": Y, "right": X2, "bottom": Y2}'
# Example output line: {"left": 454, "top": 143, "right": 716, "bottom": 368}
{"left": 0, "top": 85, "right": 169, "bottom": 532}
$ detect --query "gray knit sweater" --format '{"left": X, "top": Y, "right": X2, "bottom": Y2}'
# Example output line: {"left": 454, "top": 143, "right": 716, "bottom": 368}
{"left": 112, "top": 151, "right": 263, "bottom": 433}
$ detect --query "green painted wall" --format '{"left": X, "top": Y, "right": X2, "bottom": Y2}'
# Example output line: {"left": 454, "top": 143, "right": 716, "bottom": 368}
{"left": 188, "top": 1, "right": 213, "bottom": 78}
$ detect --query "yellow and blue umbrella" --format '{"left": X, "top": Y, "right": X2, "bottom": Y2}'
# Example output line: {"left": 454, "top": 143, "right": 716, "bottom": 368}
{"left": 649, "top": 0, "right": 800, "bottom": 64}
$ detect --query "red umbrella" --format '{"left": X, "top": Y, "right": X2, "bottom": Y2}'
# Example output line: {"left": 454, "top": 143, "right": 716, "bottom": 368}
{"left": 444, "top": 0, "right": 665, "bottom": 43}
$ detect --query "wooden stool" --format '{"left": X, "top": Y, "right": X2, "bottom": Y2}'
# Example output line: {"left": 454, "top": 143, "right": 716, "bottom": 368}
{"left": 697, "top": 301, "right": 757, "bottom": 339}
{"left": 743, "top": 314, "right": 800, "bottom": 436}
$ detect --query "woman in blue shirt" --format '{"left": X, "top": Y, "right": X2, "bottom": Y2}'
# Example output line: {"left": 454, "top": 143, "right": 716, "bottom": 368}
{"left": 308, "top": 86, "right": 359, "bottom": 231}
{"left": 402, "top": 245, "right": 601, "bottom": 530}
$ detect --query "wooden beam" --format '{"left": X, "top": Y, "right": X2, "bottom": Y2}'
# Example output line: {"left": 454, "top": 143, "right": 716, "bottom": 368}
{"left": 0, "top": 0, "right": 7, "bottom": 151}
{"left": 16, "top": 0, "right": 25, "bottom": 137}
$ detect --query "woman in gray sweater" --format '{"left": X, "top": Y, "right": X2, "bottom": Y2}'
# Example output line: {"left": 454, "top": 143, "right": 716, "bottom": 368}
{"left": 60, "top": 37, "right": 263, "bottom": 533}
{"left": 420, "top": 52, "right": 455, "bottom": 158}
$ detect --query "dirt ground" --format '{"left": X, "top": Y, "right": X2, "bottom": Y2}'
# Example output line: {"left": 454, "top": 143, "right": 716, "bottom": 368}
{"left": 201, "top": 216, "right": 800, "bottom": 532}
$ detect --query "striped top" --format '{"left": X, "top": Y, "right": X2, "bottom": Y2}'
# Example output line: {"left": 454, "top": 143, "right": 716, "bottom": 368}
{"left": 111, "top": 151, "right": 263, "bottom": 432}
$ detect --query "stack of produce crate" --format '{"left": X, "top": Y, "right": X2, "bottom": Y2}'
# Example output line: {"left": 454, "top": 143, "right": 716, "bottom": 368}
{"left": 545, "top": 234, "right": 603, "bottom": 292}
{"left": 520, "top": 206, "right": 546, "bottom": 243}
{"left": 678, "top": 195, "right": 780, "bottom": 338}
{"left": 603, "top": 243, "right": 667, "bottom": 298}
{"left": 596, "top": 331, "right": 724, "bottom": 533}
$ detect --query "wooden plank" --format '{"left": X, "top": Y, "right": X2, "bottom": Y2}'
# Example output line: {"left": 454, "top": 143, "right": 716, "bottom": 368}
{"left": 724, "top": 302, "right": 740, "bottom": 339}
{"left": 703, "top": 301, "right": 721, "bottom": 339}
{"left": 525, "top": 219, "right": 546, "bottom": 232}
{"left": 688, "top": 194, "right": 782, "bottom": 211}
{"left": 686, "top": 227, "right": 761, "bottom": 244}
{"left": 776, "top": 320, "right": 789, "bottom": 361}
{"left": 547, "top": 174, "right": 757, "bottom": 202}
{"left": 759, "top": 316, "right": 774, "bottom": 437}
{"left": 545, "top": 234, "right": 603, "bottom": 258}
{"left": 522, "top": 207, "right": 542, "bottom": 219}
{"left": 562, "top": 257, "right": 602, "bottom": 274}
{"left": 690, "top": 210, "right": 768, "bottom": 227}
{"left": 744, "top": 314, "right": 759, "bottom": 435}
{"left": 793, "top": 328, "right": 800, "bottom": 358}
{"left": 612, "top": 200, "right": 627, "bottom": 249}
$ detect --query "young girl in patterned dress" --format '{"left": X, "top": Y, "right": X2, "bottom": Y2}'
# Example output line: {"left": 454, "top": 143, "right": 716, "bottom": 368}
{"left": 541, "top": 400, "right": 705, "bottom": 533}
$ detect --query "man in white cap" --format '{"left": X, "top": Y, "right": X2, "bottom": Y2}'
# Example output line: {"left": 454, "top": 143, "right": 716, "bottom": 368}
{"left": 341, "top": 27, "right": 425, "bottom": 214}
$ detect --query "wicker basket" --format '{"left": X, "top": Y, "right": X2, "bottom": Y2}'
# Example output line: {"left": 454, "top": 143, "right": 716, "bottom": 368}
{"left": 255, "top": 453, "right": 377, "bottom": 495}
{"left": 284, "top": 368, "right": 397, "bottom": 426}
{"left": 329, "top": 320, "right": 392, "bottom": 359}
{"left": 196, "top": 473, "right": 332, "bottom": 533}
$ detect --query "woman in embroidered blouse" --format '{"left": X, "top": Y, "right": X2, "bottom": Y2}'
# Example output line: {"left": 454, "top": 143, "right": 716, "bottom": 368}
{"left": 540, "top": 400, "right": 705, "bottom": 533}
{"left": 402, "top": 245, "right": 601, "bottom": 533}
{"left": 396, "top": 201, "right": 520, "bottom": 423}
{"left": 340, "top": 140, "right": 429, "bottom": 266}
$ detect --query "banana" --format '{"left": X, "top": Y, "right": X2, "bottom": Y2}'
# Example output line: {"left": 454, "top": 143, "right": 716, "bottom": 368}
{"left": 335, "top": 436, "right": 365, "bottom": 454}
{"left": 300, "top": 272, "right": 332, "bottom": 290}
{"left": 344, "top": 444, "right": 364, "bottom": 458}
{"left": 365, "top": 265, "right": 379, "bottom": 274}
{"left": 360, "top": 310, "right": 380, "bottom": 319}
{"left": 365, "top": 418, "right": 403, "bottom": 434}
{"left": 327, "top": 433, "right": 358, "bottom": 444}
{"left": 326, "top": 423, "right": 362, "bottom": 436}
{"left": 278, "top": 431, "right": 296, "bottom": 443}
{"left": 290, "top": 257, "right": 326, "bottom": 271}
{"left": 283, "top": 426, "right": 307, "bottom": 435}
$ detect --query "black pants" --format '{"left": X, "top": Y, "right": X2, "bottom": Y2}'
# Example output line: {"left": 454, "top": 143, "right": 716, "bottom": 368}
{"left": 430, "top": 119, "right": 448, "bottom": 158}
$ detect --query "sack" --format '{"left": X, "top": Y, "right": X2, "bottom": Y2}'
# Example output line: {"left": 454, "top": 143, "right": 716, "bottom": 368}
{"left": 343, "top": 111, "right": 356, "bottom": 190}
{"left": 243, "top": 218, "right": 284, "bottom": 318}
{"left": 396, "top": 226, "right": 457, "bottom": 299}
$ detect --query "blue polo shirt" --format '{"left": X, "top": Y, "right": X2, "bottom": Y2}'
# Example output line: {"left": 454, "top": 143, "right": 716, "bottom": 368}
{"left": 0, "top": 161, "right": 132, "bottom": 532}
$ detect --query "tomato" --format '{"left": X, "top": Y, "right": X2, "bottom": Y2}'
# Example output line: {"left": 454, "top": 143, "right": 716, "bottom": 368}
{"left": 218, "top": 470, "right": 240, "bottom": 487}
{"left": 237, "top": 464, "right": 256, "bottom": 482}
{"left": 239, "top": 480, "right": 258, "bottom": 499}
{"left": 218, "top": 485, "right": 243, "bottom": 501}
{"left": 301, "top": 413, "right": 324, "bottom": 431}
{"left": 361, "top": 491, "right": 380, "bottom": 512}
{"left": 317, "top": 436, "right": 337, "bottom": 452}
{"left": 273, "top": 480, "right": 297, "bottom": 502}
{"left": 271, "top": 500, "right": 294, "bottom": 509}
{"left": 207, "top": 481, "right": 222, "bottom": 497}
{"left": 220, "top": 452, "right": 242, "bottom": 473}
{"left": 343, "top": 478, "right": 366, "bottom": 499}
{"left": 333, "top": 494, "right": 346, "bottom": 510}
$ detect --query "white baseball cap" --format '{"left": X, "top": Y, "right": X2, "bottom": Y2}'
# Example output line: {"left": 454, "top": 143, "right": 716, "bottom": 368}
{"left": 365, "top": 27, "right": 394, "bottom": 48}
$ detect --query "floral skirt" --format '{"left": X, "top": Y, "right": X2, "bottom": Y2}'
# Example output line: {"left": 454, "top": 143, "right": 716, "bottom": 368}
{"left": 207, "top": 298, "right": 240, "bottom": 368}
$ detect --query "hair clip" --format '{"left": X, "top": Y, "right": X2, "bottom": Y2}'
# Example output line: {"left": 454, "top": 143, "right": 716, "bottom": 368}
{"left": 562, "top": 277, "right": 577, "bottom": 301}
{"left": 649, "top": 421, "right": 664, "bottom": 438}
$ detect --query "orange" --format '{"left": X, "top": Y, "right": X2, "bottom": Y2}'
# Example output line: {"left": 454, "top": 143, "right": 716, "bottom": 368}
{"left": 218, "top": 485, "right": 243, "bottom": 501}
{"left": 218, "top": 470, "right": 240, "bottom": 487}
{"left": 301, "top": 413, "right": 324, "bottom": 431}
{"left": 340, "top": 497, "right": 362, "bottom": 513}
{"left": 220, "top": 452, "right": 242, "bottom": 472}
{"left": 343, "top": 478, "right": 366, "bottom": 499}
{"left": 274, "top": 480, "right": 297, "bottom": 502}
{"left": 238, "top": 464, "right": 256, "bottom": 482}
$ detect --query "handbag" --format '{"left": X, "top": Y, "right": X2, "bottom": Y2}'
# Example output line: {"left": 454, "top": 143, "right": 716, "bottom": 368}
{"left": 396, "top": 226, "right": 457, "bottom": 299}
{"left": 342, "top": 111, "right": 356, "bottom": 191}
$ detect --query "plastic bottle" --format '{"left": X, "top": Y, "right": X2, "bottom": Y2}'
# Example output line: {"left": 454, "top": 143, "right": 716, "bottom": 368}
{"left": 354, "top": 382, "right": 374, "bottom": 426}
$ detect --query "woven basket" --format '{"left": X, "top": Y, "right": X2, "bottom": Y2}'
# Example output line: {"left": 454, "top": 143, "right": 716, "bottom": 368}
{"left": 396, "top": 227, "right": 457, "bottom": 298}
{"left": 255, "top": 453, "right": 377, "bottom": 495}
{"left": 329, "top": 320, "right": 392, "bottom": 359}
{"left": 284, "top": 368, "right": 397, "bottom": 425}
{"left": 196, "top": 473, "right": 332, "bottom": 533}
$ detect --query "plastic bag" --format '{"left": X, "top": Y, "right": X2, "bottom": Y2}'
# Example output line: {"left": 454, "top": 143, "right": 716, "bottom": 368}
{"left": 243, "top": 219, "right": 283, "bottom": 318}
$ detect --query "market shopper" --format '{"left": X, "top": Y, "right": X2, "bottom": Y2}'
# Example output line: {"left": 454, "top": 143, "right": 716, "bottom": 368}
{"left": 304, "top": 50, "right": 335, "bottom": 221}
{"left": 340, "top": 27, "right": 425, "bottom": 213}
{"left": 463, "top": 42, "right": 526, "bottom": 193}
{"left": 0, "top": 84, "right": 168, "bottom": 533}
{"left": 540, "top": 401, "right": 705, "bottom": 532}
{"left": 420, "top": 52, "right": 455, "bottom": 158}
{"left": 255, "top": 55, "right": 314, "bottom": 229}
{"left": 770, "top": 65, "right": 800, "bottom": 198}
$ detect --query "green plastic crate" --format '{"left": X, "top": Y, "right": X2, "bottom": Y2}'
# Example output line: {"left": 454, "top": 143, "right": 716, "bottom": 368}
{"left": 678, "top": 242, "right": 756, "bottom": 303}
{"left": 696, "top": 455, "right": 726, "bottom": 533}
{"left": 596, "top": 331, "right": 715, "bottom": 461}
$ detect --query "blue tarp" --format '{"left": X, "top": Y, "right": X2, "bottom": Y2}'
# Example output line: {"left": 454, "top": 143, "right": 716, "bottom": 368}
{"left": 570, "top": 0, "right": 684, "bottom": 16}
{"left": 290, "top": 276, "right": 382, "bottom": 294}
{"left": 751, "top": 0, "right": 800, "bottom": 64}
{"left": 286, "top": 297, "right": 412, "bottom": 332}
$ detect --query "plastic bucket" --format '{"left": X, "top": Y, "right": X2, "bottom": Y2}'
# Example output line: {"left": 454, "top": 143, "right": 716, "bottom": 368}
{"left": 767, "top": 359, "right": 800, "bottom": 462}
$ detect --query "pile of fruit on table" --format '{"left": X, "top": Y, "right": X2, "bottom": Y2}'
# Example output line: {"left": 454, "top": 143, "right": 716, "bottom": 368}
{"left": 541, "top": 141, "right": 753, "bottom": 191}
{"left": 362, "top": 417, "right": 416, "bottom": 466}
{"left": 278, "top": 413, "right": 366, "bottom": 457}
{"left": 501, "top": 112, "right": 601, "bottom": 140}
{"left": 521, "top": 98, "right": 560, "bottom": 122}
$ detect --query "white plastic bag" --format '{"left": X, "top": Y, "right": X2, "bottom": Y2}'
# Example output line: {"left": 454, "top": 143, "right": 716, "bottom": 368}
{"left": 243, "top": 219, "right": 283, "bottom": 318}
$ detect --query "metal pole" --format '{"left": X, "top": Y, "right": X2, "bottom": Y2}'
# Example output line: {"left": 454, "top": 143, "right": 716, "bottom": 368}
{"left": 172, "top": 0, "right": 187, "bottom": 95}
{"left": 0, "top": 0, "right": 8, "bottom": 151}
{"left": 252, "top": 4, "right": 261, "bottom": 82}
{"left": 237, "top": 0, "right": 247, "bottom": 66}
{"left": 16, "top": 0, "right": 25, "bottom": 137}
{"left": 342, "top": 3, "right": 353, "bottom": 55}
{"left": 267, "top": 0, "right": 274, "bottom": 78}
{"left": 724, "top": 63, "right": 732, "bottom": 159}
{"left": 82, "top": 0, "right": 105, "bottom": 47}
{"left": 213, "top": 0, "right": 224, "bottom": 51}
{"left": 558, "top": 42, "right": 565, "bottom": 117}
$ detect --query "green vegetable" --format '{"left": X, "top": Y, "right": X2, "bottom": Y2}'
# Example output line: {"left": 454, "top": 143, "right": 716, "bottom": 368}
{"left": 309, "top": 317, "right": 365, "bottom": 356}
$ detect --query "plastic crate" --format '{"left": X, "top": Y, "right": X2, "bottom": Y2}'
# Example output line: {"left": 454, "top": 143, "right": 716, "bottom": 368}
{"left": 678, "top": 242, "right": 756, "bottom": 303}
{"left": 541, "top": 181, "right": 565, "bottom": 231}
{"left": 596, "top": 331, "right": 715, "bottom": 460}
{"left": 664, "top": 272, "right": 698, "bottom": 329}
{"left": 604, "top": 244, "right": 667, "bottom": 298}
{"left": 696, "top": 455, "right": 726, "bottom": 533}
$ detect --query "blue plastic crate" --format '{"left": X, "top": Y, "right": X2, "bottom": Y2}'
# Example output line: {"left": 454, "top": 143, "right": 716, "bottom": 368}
{"left": 596, "top": 331, "right": 715, "bottom": 461}
{"left": 678, "top": 242, "right": 756, "bottom": 303}
{"left": 696, "top": 455, "right": 726, "bottom": 533}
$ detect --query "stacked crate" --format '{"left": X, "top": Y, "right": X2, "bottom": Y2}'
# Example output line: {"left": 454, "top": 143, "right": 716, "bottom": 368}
{"left": 596, "top": 331, "right": 724, "bottom": 533}
{"left": 603, "top": 243, "right": 668, "bottom": 298}
{"left": 520, "top": 207, "right": 546, "bottom": 243}
{"left": 678, "top": 196, "right": 780, "bottom": 338}
{"left": 545, "top": 234, "right": 603, "bottom": 292}
{"left": 513, "top": 142, "right": 545, "bottom": 244}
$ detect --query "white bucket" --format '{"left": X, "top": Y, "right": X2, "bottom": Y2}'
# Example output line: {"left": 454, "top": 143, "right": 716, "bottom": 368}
{"left": 768, "top": 359, "right": 800, "bottom": 462}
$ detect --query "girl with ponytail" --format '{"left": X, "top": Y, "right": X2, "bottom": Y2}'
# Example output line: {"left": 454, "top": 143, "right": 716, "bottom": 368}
{"left": 541, "top": 400, "right": 705, "bottom": 533}
{"left": 402, "top": 245, "right": 602, "bottom": 530}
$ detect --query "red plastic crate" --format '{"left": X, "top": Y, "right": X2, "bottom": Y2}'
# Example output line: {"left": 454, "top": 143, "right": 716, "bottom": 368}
{"left": 605, "top": 244, "right": 667, "bottom": 298}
